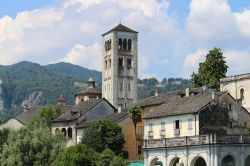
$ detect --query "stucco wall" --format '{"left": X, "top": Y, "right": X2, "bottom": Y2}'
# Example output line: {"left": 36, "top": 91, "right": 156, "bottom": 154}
{"left": 0, "top": 118, "right": 24, "bottom": 130}
{"left": 221, "top": 78, "right": 250, "bottom": 112}
{"left": 144, "top": 114, "right": 199, "bottom": 139}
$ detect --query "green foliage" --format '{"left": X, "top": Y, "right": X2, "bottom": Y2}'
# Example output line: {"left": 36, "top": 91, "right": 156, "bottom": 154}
{"left": 96, "top": 148, "right": 127, "bottom": 166}
{"left": 191, "top": 48, "right": 228, "bottom": 89}
{"left": 245, "top": 126, "right": 250, "bottom": 135}
{"left": 0, "top": 128, "right": 10, "bottom": 153}
{"left": 0, "top": 61, "right": 101, "bottom": 119}
{"left": 128, "top": 106, "right": 141, "bottom": 128}
{"left": 52, "top": 144, "right": 98, "bottom": 166}
{"left": 81, "top": 120, "right": 125, "bottom": 155}
{"left": 0, "top": 120, "right": 65, "bottom": 166}
{"left": 28, "top": 106, "right": 62, "bottom": 129}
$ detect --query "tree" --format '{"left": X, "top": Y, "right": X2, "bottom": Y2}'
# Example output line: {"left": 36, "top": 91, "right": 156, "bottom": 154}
{"left": 0, "top": 128, "right": 10, "bottom": 153}
{"left": 0, "top": 119, "right": 65, "bottom": 166}
{"left": 81, "top": 120, "right": 125, "bottom": 155}
{"left": 96, "top": 148, "right": 127, "bottom": 166}
{"left": 51, "top": 144, "right": 99, "bottom": 166}
{"left": 191, "top": 47, "right": 228, "bottom": 89}
{"left": 128, "top": 106, "right": 141, "bottom": 158}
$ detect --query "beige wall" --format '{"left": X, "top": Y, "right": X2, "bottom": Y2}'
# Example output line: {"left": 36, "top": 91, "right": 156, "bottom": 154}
{"left": 144, "top": 114, "right": 199, "bottom": 139}
{"left": 0, "top": 118, "right": 24, "bottom": 130}
{"left": 221, "top": 77, "right": 250, "bottom": 112}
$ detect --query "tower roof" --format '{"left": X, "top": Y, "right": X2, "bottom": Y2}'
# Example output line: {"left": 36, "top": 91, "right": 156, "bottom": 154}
{"left": 57, "top": 94, "right": 66, "bottom": 102}
{"left": 102, "top": 23, "right": 138, "bottom": 36}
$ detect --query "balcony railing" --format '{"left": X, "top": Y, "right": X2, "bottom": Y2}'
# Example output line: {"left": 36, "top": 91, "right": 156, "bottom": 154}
{"left": 143, "top": 134, "right": 250, "bottom": 149}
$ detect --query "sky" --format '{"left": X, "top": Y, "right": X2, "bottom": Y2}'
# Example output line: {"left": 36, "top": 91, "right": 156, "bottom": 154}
{"left": 0, "top": 0, "right": 250, "bottom": 80}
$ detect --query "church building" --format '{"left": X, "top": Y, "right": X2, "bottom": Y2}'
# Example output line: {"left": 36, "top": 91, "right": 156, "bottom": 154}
{"left": 102, "top": 23, "right": 138, "bottom": 109}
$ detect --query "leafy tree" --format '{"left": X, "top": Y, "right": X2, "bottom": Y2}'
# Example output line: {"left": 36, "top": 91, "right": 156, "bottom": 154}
{"left": 51, "top": 144, "right": 99, "bottom": 166}
{"left": 0, "top": 128, "right": 10, "bottom": 153}
{"left": 81, "top": 120, "right": 125, "bottom": 155}
{"left": 191, "top": 48, "right": 228, "bottom": 89}
{"left": 96, "top": 148, "right": 127, "bottom": 166}
{"left": 0, "top": 119, "right": 65, "bottom": 166}
{"left": 128, "top": 106, "right": 141, "bottom": 159}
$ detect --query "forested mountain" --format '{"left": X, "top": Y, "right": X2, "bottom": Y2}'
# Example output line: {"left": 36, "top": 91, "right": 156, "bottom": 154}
{"left": 0, "top": 61, "right": 101, "bottom": 119}
{"left": 0, "top": 61, "right": 191, "bottom": 120}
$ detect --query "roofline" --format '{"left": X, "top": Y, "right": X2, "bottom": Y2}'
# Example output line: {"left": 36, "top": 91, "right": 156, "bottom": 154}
{"left": 220, "top": 73, "right": 250, "bottom": 83}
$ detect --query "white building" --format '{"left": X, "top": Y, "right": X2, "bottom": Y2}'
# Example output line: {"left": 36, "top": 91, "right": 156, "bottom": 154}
{"left": 220, "top": 73, "right": 250, "bottom": 112}
{"left": 102, "top": 23, "right": 138, "bottom": 109}
{"left": 143, "top": 88, "right": 250, "bottom": 166}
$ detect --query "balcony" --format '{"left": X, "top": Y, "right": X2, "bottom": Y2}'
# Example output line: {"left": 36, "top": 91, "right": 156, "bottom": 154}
{"left": 143, "top": 134, "right": 250, "bottom": 149}
{"left": 160, "top": 130, "right": 166, "bottom": 137}
{"left": 174, "top": 129, "right": 180, "bottom": 135}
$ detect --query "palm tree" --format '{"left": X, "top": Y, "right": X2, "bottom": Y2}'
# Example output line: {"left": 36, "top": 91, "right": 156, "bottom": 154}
{"left": 128, "top": 106, "right": 141, "bottom": 159}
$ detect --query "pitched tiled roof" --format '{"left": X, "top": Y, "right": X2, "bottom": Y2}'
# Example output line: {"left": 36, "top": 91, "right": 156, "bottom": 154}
{"left": 76, "top": 111, "right": 129, "bottom": 129}
{"left": 57, "top": 95, "right": 65, "bottom": 102}
{"left": 143, "top": 91, "right": 226, "bottom": 119}
{"left": 134, "top": 87, "right": 203, "bottom": 108}
{"left": 102, "top": 23, "right": 138, "bottom": 36}
{"left": 53, "top": 99, "right": 102, "bottom": 122}
{"left": 15, "top": 105, "right": 73, "bottom": 125}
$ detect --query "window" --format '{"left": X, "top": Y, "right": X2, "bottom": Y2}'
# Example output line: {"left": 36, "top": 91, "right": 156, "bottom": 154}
{"left": 118, "top": 38, "right": 122, "bottom": 49}
{"left": 240, "top": 88, "right": 244, "bottom": 100}
{"left": 128, "top": 83, "right": 131, "bottom": 91}
{"left": 229, "top": 121, "right": 233, "bottom": 128}
{"left": 68, "top": 127, "right": 72, "bottom": 139}
{"left": 161, "top": 122, "right": 165, "bottom": 131}
{"left": 188, "top": 119, "right": 192, "bottom": 129}
{"left": 149, "top": 123, "right": 153, "bottom": 131}
{"left": 128, "top": 39, "right": 132, "bottom": 50}
{"left": 118, "top": 58, "right": 123, "bottom": 67}
{"left": 228, "top": 104, "right": 232, "bottom": 110}
{"left": 108, "top": 59, "right": 111, "bottom": 68}
{"left": 109, "top": 39, "right": 112, "bottom": 50}
{"left": 137, "top": 126, "right": 143, "bottom": 135}
{"left": 127, "top": 58, "right": 132, "bottom": 68}
{"left": 123, "top": 39, "right": 127, "bottom": 50}
{"left": 175, "top": 120, "right": 180, "bottom": 129}
{"left": 104, "top": 60, "right": 107, "bottom": 69}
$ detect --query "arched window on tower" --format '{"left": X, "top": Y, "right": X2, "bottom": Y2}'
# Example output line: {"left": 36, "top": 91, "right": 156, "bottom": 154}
{"left": 123, "top": 39, "right": 127, "bottom": 50}
{"left": 119, "top": 38, "right": 122, "bottom": 49}
{"left": 119, "top": 58, "right": 123, "bottom": 67}
{"left": 109, "top": 39, "right": 112, "bottom": 50}
{"left": 68, "top": 127, "right": 72, "bottom": 139}
{"left": 240, "top": 88, "right": 244, "bottom": 100}
{"left": 128, "top": 39, "right": 132, "bottom": 50}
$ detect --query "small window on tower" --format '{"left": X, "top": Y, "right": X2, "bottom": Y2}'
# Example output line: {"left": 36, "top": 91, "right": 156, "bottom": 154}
{"left": 118, "top": 58, "right": 123, "bottom": 67}
{"left": 128, "top": 39, "right": 132, "bottom": 50}
{"left": 123, "top": 39, "right": 127, "bottom": 50}
{"left": 108, "top": 59, "right": 111, "bottom": 68}
{"left": 120, "top": 82, "right": 123, "bottom": 91}
{"left": 119, "top": 38, "right": 122, "bottom": 49}
{"left": 109, "top": 39, "right": 112, "bottom": 50}
{"left": 128, "top": 83, "right": 131, "bottom": 91}
{"left": 127, "top": 59, "right": 132, "bottom": 68}
{"left": 105, "top": 60, "right": 107, "bottom": 69}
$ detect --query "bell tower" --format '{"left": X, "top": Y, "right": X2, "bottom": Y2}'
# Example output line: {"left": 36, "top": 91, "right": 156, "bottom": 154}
{"left": 102, "top": 23, "right": 138, "bottom": 108}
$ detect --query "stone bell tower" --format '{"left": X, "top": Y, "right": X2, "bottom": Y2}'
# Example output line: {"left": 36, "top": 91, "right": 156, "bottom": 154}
{"left": 102, "top": 23, "right": 138, "bottom": 109}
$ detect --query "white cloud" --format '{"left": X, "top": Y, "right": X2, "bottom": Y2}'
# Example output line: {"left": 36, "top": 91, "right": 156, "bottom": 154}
{"left": 182, "top": 49, "right": 207, "bottom": 78}
{"left": 58, "top": 42, "right": 101, "bottom": 70}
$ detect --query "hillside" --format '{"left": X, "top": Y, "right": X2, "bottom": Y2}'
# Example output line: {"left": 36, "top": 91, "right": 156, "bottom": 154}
{"left": 0, "top": 61, "right": 101, "bottom": 119}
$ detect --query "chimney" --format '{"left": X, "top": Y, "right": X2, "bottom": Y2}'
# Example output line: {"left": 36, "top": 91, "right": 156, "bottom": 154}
{"left": 185, "top": 88, "right": 190, "bottom": 97}
{"left": 155, "top": 89, "right": 160, "bottom": 97}
{"left": 118, "top": 106, "right": 122, "bottom": 113}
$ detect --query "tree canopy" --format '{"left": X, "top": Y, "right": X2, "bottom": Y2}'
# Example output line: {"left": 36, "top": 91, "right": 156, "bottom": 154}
{"left": 191, "top": 47, "right": 228, "bottom": 89}
{"left": 81, "top": 120, "right": 125, "bottom": 155}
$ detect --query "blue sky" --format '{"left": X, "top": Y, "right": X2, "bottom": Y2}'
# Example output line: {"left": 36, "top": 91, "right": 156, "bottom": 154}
{"left": 0, "top": 0, "right": 250, "bottom": 80}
